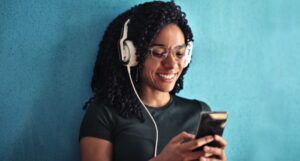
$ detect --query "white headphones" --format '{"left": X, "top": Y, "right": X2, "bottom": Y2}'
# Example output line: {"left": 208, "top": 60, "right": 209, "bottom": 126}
{"left": 119, "top": 19, "right": 193, "bottom": 68}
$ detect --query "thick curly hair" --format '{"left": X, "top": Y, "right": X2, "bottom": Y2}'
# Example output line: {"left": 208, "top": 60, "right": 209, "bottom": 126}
{"left": 85, "top": 1, "right": 194, "bottom": 121}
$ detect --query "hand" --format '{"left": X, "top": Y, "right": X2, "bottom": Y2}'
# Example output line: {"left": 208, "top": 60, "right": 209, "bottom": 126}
{"left": 199, "top": 135, "right": 227, "bottom": 161}
{"left": 149, "top": 131, "right": 216, "bottom": 161}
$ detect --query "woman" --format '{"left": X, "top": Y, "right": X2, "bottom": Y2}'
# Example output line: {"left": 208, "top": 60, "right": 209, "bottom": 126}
{"left": 80, "top": 1, "right": 227, "bottom": 161}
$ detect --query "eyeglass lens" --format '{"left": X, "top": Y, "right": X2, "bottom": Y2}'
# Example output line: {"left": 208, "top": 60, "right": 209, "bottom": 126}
{"left": 149, "top": 46, "right": 186, "bottom": 61}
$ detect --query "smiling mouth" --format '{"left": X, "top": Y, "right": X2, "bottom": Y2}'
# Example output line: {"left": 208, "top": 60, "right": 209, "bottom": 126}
{"left": 157, "top": 73, "right": 178, "bottom": 81}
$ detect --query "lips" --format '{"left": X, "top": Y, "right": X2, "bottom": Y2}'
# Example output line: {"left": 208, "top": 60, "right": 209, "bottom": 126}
{"left": 157, "top": 73, "right": 178, "bottom": 81}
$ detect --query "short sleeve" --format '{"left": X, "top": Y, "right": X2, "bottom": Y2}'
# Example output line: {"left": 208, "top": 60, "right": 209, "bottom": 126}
{"left": 199, "top": 101, "right": 211, "bottom": 112}
{"left": 79, "top": 100, "right": 115, "bottom": 142}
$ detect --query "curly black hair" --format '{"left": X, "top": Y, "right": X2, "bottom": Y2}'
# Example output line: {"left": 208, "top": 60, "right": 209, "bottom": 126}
{"left": 85, "top": 1, "right": 194, "bottom": 121}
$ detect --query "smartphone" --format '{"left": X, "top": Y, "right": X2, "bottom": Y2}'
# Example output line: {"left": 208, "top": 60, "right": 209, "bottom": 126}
{"left": 193, "top": 111, "right": 228, "bottom": 151}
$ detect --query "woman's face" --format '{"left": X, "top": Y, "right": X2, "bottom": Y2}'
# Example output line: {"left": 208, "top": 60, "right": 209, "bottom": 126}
{"left": 141, "top": 24, "right": 186, "bottom": 93}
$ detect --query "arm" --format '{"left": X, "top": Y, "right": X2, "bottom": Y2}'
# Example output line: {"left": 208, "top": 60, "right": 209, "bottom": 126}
{"left": 80, "top": 137, "right": 113, "bottom": 161}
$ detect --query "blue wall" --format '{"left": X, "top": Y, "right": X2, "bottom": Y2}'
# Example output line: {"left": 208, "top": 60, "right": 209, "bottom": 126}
{"left": 0, "top": 0, "right": 299, "bottom": 161}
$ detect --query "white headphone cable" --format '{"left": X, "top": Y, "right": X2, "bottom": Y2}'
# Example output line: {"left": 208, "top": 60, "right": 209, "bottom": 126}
{"left": 127, "top": 66, "right": 159, "bottom": 157}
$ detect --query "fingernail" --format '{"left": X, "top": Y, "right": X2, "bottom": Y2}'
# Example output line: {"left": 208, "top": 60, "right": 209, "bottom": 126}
{"left": 208, "top": 135, "right": 214, "bottom": 140}
{"left": 184, "top": 131, "right": 193, "bottom": 137}
{"left": 204, "top": 146, "right": 210, "bottom": 151}
{"left": 200, "top": 157, "right": 206, "bottom": 161}
{"left": 188, "top": 133, "right": 195, "bottom": 137}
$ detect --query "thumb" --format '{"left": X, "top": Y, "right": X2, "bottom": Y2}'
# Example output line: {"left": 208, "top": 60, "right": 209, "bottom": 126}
{"left": 171, "top": 131, "right": 195, "bottom": 144}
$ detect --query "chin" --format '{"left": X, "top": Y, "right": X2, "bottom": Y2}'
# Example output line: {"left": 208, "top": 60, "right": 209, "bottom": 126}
{"left": 156, "top": 84, "right": 176, "bottom": 93}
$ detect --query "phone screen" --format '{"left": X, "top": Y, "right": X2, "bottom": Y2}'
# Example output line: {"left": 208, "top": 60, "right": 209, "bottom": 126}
{"left": 194, "top": 111, "right": 227, "bottom": 151}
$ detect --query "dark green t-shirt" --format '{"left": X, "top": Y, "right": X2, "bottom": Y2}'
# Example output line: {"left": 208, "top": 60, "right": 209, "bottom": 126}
{"left": 79, "top": 95, "right": 210, "bottom": 161}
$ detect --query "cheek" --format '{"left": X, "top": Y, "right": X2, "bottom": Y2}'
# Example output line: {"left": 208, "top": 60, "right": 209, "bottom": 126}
{"left": 142, "top": 69, "right": 152, "bottom": 80}
{"left": 177, "top": 63, "right": 185, "bottom": 74}
{"left": 143, "top": 59, "right": 160, "bottom": 75}
{"left": 142, "top": 65, "right": 158, "bottom": 80}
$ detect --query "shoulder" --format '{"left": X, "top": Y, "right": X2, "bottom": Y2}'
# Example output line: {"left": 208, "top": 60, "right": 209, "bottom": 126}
{"left": 83, "top": 97, "right": 119, "bottom": 126}
{"left": 80, "top": 97, "right": 118, "bottom": 140}
{"left": 85, "top": 97, "right": 116, "bottom": 115}
{"left": 173, "top": 95, "right": 211, "bottom": 111}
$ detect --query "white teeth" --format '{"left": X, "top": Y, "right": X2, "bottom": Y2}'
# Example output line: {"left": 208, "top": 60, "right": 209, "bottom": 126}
{"left": 158, "top": 73, "right": 176, "bottom": 79}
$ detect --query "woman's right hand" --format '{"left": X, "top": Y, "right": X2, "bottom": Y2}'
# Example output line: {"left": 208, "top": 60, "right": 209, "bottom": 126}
{"left": 149, "top": 131, "right": 215, "bottom": 161}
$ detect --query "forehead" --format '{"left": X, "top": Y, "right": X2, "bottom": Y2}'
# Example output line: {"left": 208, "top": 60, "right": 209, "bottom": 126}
{"left": 151, "top": 24, "right": 185, "bottom": 46}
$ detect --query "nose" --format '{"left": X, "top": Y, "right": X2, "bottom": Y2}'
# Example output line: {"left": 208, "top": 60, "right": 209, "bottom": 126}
{"left": 162, "top": 52, "right": 177, "bottom": 69}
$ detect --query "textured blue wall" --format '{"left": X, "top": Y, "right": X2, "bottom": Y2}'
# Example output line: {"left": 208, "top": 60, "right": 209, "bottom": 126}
{"left": 0, "top": 0, "right": 299, "bottom": 161}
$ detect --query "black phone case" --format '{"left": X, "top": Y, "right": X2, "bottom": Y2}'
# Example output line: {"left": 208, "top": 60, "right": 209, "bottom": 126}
{"left": 193, "top": 111, "right": 227, "bottom": 151}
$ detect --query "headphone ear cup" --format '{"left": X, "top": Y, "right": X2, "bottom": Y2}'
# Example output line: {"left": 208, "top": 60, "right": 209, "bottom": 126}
{"left": 124, "top": 40, "right": 138, "bottom": 67}
{"left": 119, "top": 19, "right": 138, "bottom": 67}
{"left": 184, "top": 42, "right": 193, "bottom": 68}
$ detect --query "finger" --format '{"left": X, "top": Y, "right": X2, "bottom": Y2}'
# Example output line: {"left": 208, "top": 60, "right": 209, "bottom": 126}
{"left": 181, "top": 150, "right": 214, "bottom": 160}
{"left": 199, "top": 157, "right": 221, "bottom": 161}
{"left": 181, "top": 135, "right": 214, "bottom": 150}
{"left": 171, "top": 131, "right": 195, "bottom": 144}
{"left": 203, "top": 152, "right": 213, "bottom": 158}
{"left": 213, "top": 135, "right": 227, "bottom": 148}
{"left": 203, "top": 146, "right": 225, "bottom": 157}
{"left": 182, "top": 151, "right": 213, "bottom": 160}
{"left": 182, "top": 150, "right": 205, "bottom": 160}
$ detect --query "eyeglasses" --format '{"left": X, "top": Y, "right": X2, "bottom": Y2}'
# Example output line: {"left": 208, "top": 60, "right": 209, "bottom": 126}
{"left": 148, "top": 45, "right": 187, "bottom": 62}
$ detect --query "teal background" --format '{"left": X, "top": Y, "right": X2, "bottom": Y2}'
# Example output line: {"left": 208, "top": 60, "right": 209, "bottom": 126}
{"left": 0, "top": 0, "right": 299, "bottom": 161}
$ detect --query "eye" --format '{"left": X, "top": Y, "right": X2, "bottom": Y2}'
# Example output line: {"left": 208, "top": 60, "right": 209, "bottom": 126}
{"left": 175, "top": 52, "right": 185, "bottom": 58}
{"left": 175, "top": 48, "right": 186, "bottom": 59}
{"left": 151, "top": 47, "right": 167, "bottom": 58}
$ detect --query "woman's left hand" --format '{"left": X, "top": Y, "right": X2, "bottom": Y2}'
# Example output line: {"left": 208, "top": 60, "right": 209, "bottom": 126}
{"left": 199, "top": 135, "right": 227, "bottom": 161}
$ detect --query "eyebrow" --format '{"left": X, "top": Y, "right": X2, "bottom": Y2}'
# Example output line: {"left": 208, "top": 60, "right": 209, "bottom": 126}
{"left": 150, "top": 43, "right": 186, "bottom": 48}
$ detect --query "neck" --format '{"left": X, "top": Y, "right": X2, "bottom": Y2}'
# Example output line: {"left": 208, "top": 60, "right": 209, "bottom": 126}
{"left": 140, "top": 88, "right": 171, "bottom": 108}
